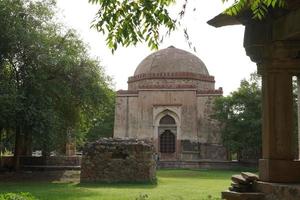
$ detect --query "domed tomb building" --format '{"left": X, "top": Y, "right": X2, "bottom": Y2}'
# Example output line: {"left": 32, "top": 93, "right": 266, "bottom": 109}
{"left": 114, "top": 46, "right": 227, "bottom": 161}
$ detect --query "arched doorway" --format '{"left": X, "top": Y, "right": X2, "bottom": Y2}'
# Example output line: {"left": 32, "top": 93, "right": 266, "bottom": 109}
{"left": 158, "top": 114, "right": 177, "bottom": 160}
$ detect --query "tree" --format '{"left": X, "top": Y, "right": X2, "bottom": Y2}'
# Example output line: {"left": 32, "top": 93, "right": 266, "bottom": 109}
{"left": 213, "top": 73, "right": 262, "bottom": 161}
{"left": 88, "top": 0, "right": 287, "bottom": 52}
{"left": 0, "top": 0, "right": 59, "bottom": 157}
{"left": 0, "top": 0, "right": 115, "bottom": 161}
{"left": 84, "top": 90, "right": 116, "bottom": 142}
{"left": 213, "top": 73, "right": 299, "bottom": 161}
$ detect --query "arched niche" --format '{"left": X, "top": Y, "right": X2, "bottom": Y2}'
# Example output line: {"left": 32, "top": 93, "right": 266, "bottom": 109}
{"left": 159, "top": 114, "right": 176, "bottom": 125}
{"left": 153, "top": 109, "right": 180, "bottom": 127}
{"left": 153, "top": 109, "right": 180, "bottom": 161}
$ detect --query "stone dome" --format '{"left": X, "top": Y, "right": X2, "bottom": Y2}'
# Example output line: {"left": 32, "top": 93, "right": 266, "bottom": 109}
{"left": 134, "top": 46, "right": 209, "bottom": 76}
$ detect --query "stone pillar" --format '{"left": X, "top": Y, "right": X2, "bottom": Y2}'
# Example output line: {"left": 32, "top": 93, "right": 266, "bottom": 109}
{"left": 260, "top": 71, "right": 294, "bottom": 161}
{"left": 258, "top": 68, "right": 300, "bottom": 182}
{"left": 243, "top": 14, "right": 300, "bottom": 181}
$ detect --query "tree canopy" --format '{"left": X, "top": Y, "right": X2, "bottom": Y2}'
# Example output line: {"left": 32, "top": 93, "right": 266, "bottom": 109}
{"left": 213, "top": 73, "right": 299, "bottom": 160}
{"left": 0, "top": 0, "right": 115, "bottom": 157}
{"left": 89, "top": 0, "right": 287, "bottom": 52}
{"left": 213, "top": 73, "right": 262, "bottom": 161}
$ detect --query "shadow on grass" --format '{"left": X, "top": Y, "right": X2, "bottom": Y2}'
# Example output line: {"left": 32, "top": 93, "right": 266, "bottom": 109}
{"left": 77, "top": 181, "right": 157, "bottom": 189}
{"left": 0, "top": 182, "right": 101, "bottom": 200}
{"left": 156, "top": 168, "right": 258, "bottom": 180}
{"left": 0, "top": 169, "right": 240, "bottom": 200}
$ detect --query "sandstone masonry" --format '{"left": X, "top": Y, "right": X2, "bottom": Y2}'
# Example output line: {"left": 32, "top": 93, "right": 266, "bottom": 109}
{"left": 80, "top": 138, "right": 156, "bottom": 183}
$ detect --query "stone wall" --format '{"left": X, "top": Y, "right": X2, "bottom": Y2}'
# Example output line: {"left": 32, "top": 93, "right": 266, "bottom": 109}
{"left": 158, "top": 160, "right": 257, "bottom": 169}
{"left": 80, "top": 138, "right": 156, "bottom": 183}
{"left": 196, "top": 96, "right": 222, "bottom": 144}
{"left": 114, "top": 90, "right": 199, "bottom": 139}
{"left": 255, "top": 182, "right": 300, "bottom": 200}
{"left": 114, "top": 88, "right": 226, "bottom": 163}
{"left": 180, "top": 141, "right": 227, "bottom": 161}
{"left": 20, "top": 156, "right": 81, "bottom": 166}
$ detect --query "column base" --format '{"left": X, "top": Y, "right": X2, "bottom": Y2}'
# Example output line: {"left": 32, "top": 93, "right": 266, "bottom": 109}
{"left": 255, "top": 181, "right": 300, "bottom": 200}
{"left": 259, "top": 159, "right": 300, "bottom": 183}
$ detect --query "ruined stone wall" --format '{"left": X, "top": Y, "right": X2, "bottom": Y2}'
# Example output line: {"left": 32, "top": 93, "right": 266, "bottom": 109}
{"left": 80, "top": 138, "right": 156, "bottom": 183}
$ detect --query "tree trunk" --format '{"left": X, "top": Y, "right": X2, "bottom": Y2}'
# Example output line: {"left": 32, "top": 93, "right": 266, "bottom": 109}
{"left": 297, "top": 76, "right": 300, "bottom": 159}
{"left": 42, "top": 138, "right": 51, "bottom": 157}
{"left": 24, "top": 130, "right": 32, "bottom": 156}
{"left": 0, "top": 128, "right": 2, "bottom": 156}
{"left": 14, "top": 125, "right": 25, "bottom": 170}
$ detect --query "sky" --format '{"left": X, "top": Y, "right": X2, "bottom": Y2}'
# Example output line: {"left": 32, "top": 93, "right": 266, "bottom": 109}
{"left": 55, "top": 0, "right": 257, "bottom": 95}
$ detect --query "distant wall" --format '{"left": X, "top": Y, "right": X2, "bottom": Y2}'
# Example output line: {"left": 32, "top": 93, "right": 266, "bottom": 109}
{"left": 0, "top": 156, "right": 81, "bottom": 171}
{"left": 19, "top": 156, "right": 81, "bottom": 166}
{"left": 80, "top": 138, "right": 156, "bottom": 183}
{"left": 158, "top": 160, "right": 258, "bottom": 170}
{"left": 180, "top": 141, "right": 227, "bottom": 161}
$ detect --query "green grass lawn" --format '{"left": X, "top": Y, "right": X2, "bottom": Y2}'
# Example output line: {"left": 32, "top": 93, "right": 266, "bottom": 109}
{"left": 0, "top": 169, "right": 246, "bottom": 200}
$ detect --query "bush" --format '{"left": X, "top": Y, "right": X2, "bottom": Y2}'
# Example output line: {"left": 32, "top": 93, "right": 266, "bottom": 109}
{"left": 0, "top": 193, "right": 37, "bottom": 200}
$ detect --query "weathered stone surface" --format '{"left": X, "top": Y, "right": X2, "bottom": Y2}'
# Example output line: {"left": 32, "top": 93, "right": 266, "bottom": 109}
{"left": 231, "top": 182, "right": 251, "bottom": 189}
{"left": 241, "top": 172, "right": 259, "bottom": 182}
{"left": 228, "top": 172, "right": 260, "bottom": 194}
{"left": 229, "top": 185, "right": 253, "bottom": 193}
{"left": 222, "top": 190, "right": 265, "bottom": 200}
{"left": 259, "top": 159, "right": 300, "bottom": 183}
{"left": 133, "top": 47, "right": 209, "bottom": 76}
{"left": 232, "top": 175, "right": 248, "bottom": 185}
{"left": 80, "top": 138, "right": 156, "bottom": 183}
{"left": 255, "top": 181, "right": 300, "bottom": 200}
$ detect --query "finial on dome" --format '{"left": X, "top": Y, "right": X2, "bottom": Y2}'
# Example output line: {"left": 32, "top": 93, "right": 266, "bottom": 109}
{"left": 168, "top": 45, "right": 175, "bottom": 48}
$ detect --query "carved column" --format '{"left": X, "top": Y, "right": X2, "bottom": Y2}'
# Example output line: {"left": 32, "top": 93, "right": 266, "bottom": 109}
{"left": 245, "top": 19, "right": 300, "bottom": 182}
{"left": 260, "top": 70, "right": 294, "bottom": 160}
{"left": 258, "top": 64, "right": 299, "bottom": 182}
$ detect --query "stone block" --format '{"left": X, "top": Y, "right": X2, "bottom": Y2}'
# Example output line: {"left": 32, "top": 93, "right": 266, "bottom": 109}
{"left": 255, "top": 181, "right": 300, "bottom": 200}
{"left": 259, "top": 159, "right": 300, "bottom": 183}
{"left": 241, "top": 172, "right": 259, "bottom": 182}
{"left": 222, "top": 190, "right": 265, "bottom": 200}
{"left": 231, "top": 175, "right": 248, "bottom": 184}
